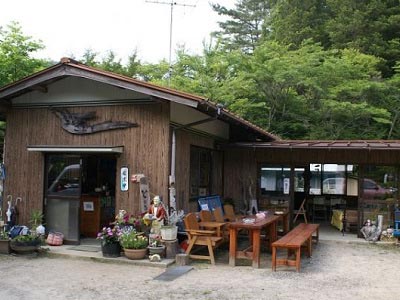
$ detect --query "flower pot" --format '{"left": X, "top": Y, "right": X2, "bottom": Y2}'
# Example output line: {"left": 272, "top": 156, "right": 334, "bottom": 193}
{"left": 123, "top": 248, "right": 147, "bottom": 260}
{"left": 148, "top": 245, "right": 165, "bottom": 257}
{"left": 160, "top": 225, "right": 177, "bottom": 241}
{"left": 0, "top": 239, "right": 11, "bottom": 254}
{"left": 10, "top": 239, "right": 41, "bottom": 254}
{"left": 101, "top": 242, "right": 121, "bottom": 258}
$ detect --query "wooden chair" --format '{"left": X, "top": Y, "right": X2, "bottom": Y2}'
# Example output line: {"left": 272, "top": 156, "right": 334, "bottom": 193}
{"left": 213, "top": 207, "right": 231, "bottom": 240}
{"left": 183, "top": 213, "right": 223, "bottom": 265}
{"left": 223, "top": 204, "right": 242, "bottom": 222}
{"left": 213, "top": 207, "right": 225, "bottom": 223}
{"left": 293, "top": 199, "right": 308, "bottom": 224}
{"left": 200, "top": 210, "right": 214, "bottom": 222}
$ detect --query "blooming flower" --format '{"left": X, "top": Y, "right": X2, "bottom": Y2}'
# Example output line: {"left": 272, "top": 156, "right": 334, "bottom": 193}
{"left": 96, "top": 226, "right": 122, "bottom": 245}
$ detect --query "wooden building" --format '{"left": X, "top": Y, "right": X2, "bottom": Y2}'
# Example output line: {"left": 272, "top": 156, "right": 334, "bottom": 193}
{"left": 0, "top": 58, "right": 274, "bottom": 243}
{"left": 1, "top": 58, "right": 399, "bottom": 243}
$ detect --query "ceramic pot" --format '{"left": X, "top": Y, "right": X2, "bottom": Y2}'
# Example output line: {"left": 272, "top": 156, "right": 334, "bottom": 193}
{"left": 148, "top": 245, "right": 165, "bottom": 257}
{"left": 101, "top": 242, "right": 121, "bottom": 258}
{"left": 123, "top": 248, "right": 147, "bottom": 260}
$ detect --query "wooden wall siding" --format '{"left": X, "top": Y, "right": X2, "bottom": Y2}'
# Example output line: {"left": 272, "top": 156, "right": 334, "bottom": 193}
{"left": 3, "top": 103, "right": 170, "bottom": 223}
{"left": 223, "top": 148, "right": 258, "bottom": 211}
{"left": 234, "top": 147, "right": 400, "bottom": 165}
{"left": 174, "top": 130, "right": 219, "bottom": 212}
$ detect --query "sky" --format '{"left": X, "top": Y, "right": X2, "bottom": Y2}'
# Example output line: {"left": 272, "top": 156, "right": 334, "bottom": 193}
{"left": 1, "top": 0, "right": 233, "bottom": 64}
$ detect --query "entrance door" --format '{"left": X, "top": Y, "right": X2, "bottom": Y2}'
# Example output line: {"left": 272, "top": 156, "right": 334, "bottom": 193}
{"left": 45, "top": 155, "right": 82, "bottom": 244}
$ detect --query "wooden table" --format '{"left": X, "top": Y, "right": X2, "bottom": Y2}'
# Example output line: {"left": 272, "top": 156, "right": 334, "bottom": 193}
{"left": 229, "top": 215, "right": 280, "bottom": 268}
{"left": 274, "top": 211, "right": 289, "bottom": 234}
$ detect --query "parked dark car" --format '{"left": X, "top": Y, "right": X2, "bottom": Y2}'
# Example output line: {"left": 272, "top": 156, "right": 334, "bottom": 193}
{"left": 362, "top": 178, "right": 394, "bottom": 199}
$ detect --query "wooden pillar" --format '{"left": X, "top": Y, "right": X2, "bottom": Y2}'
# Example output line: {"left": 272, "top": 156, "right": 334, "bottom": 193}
{"left": 289, "top": 166, "right": 295, "bottom": 229}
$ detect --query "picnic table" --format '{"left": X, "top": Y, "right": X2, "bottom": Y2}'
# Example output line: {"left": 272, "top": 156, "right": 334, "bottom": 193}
{"left": 229, "top": 214, "right": 280, "bottom": 268}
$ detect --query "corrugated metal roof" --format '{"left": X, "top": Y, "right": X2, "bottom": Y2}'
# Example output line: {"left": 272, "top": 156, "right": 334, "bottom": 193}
{"left": 229, "top": 140, "right": 400, "bottom": 150}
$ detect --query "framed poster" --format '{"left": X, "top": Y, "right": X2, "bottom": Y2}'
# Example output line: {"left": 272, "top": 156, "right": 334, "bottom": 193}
{"left": 83, "top": 201, "right": 94, "bottom": 211}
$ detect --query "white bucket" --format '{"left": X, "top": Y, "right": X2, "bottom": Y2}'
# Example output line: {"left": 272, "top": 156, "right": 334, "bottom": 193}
{"left": 160, "top": 225, "right": 178, "bottom": 241}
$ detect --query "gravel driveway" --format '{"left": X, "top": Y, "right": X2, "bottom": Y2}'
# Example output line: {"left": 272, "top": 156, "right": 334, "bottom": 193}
{"left": 0, "top": 240, "right": 399, "bottom": 300}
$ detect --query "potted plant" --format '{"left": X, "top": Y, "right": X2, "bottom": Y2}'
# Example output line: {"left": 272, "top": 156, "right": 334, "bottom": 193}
{"left": 119, "top": 231, "right": 148, "bottom": 260}
{"left": 0, "top": 230, "right": 10, "bottom": 254}
{"left": 10, "top": 232, "right": 42, "bottom": 254}
{"left": 9, "top": 209, "right": 46, "bottom": 254}
{"left": 96, "top": 226, "right": 122, "bottom": 258}
{"left": 114, "top": 210, "right": 145, "bottom": 234}
{"left": 160, "top": 208, "right": 184, "bottom": 241}
{"left": 29, "top": 210, "right": 45, "bottom": 234}
{"left": 148, "top": 233, "right": 165, "bottom": 257}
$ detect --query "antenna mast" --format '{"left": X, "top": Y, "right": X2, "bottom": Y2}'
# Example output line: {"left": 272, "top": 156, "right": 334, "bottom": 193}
{"left": 146, "top": 0, "right": 196, "bottom": 85}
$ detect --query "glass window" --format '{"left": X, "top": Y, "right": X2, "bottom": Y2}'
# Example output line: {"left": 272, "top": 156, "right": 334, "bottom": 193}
{"left": 362, "top": 165, "right": 398, "bottom": 228}
{"left": 322, "top": 164, "right": 346, "bottom": 195}
{"left": 310, "top": 164, "right": 322, "bottom": 195}
{"left": 47, "top": 156, "right": 81, "bottom": 197}
{"left": 260, "top": 166, "right": 290, "bottom": 194}
{"left": 346, "top": 165, "right": 358, "bottom": 196}
{"left": 190, "top": 146, "right": 212, "bottom": 198}
{"left": 294, "top": 168, "right": 305, "bottom": 192}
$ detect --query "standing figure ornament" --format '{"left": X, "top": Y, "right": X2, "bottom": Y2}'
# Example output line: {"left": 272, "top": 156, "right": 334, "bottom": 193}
{"left": 144, "top": 195, "right": 166, "bottom": 235}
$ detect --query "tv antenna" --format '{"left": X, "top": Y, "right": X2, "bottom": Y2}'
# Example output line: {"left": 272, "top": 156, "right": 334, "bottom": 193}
{"left": 146, "top": 0, "right": 196, "bottom": 85}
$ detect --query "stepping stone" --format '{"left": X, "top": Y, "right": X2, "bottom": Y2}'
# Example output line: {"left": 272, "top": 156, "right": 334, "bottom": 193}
{"left": 153, "top": 266, "right": 193, "bottom": 281}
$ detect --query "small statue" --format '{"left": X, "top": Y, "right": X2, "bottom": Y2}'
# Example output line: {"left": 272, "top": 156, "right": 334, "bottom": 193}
{"left": 143, "top": 196, "right": 167, "bottom": 236}
{"left": 149, "top": 254, "right": 161, "bottom": 262}
{"left": 360, "top": 219, "right": 381, "bottom": 242}
{"left": 6, "top": 201, "right": 11, "bottom": 222}
{"left": 147, "top": 196, "right": 166, "bottom": 223}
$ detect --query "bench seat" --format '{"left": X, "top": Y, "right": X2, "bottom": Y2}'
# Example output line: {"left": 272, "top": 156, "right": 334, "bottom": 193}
{"left": 272, "top": 223, "right": 319, "bottom": 272}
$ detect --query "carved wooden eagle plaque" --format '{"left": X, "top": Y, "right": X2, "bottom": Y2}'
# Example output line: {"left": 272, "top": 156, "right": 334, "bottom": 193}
{"left": 50, "top": 107, "right": 138, "bottom": 135}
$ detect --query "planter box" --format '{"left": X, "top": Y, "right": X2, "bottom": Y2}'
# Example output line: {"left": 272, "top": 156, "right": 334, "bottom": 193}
{"left": 10, "top": 239, "right": 41, "bottom": 254}
{"left": 0, "top": 239, "right": 11, "bottom": 254}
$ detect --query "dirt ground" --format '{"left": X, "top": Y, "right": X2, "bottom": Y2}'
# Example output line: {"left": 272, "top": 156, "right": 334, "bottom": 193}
{"left": 0, "top": 240, "right": 399, "bottom": 300}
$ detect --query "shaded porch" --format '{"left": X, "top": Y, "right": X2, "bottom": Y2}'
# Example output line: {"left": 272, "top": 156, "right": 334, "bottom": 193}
{"left": 222, "top": 140, "right": 400, "bottom": 236}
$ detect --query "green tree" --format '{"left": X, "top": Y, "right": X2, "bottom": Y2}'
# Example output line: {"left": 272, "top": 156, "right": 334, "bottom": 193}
{"left": 325, "top": 0, "right": 400, "bottom": 77}
{"left": 267, "top": 0, "right": 331, "bottom": 48}
{"left": 0, "top": 21, "right": 49, "bottom": 86}
{"left": 267, "top": 0, "right": 400, "bottom": 77}
{"left": 239, "top": 41, "right": 391, "bottom": 139}
{"left": 81, "top": 48, "right": 100, "bottom": 67}
{"left": 211, "top": 0, "right": 273, "bottom": 53}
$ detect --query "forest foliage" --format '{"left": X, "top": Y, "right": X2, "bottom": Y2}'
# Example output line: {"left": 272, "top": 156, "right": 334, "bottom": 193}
{"left": 2, "top": 1, "right": 400, "bottom": 140}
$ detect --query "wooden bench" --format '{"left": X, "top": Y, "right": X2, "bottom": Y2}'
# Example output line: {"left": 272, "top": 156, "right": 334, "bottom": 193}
{"left": 271, "top": 223, "right": 319, "bottom": 272}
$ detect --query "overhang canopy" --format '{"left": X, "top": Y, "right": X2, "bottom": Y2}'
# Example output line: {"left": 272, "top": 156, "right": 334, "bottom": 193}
{"left": 27, "top": 145, "right": 124, "bottom": 153}
{"left": 224, "top": 140, "right": 400, "bottom": 165}
{"left": 229, "top": 140, "right": 400, "bottom": 150}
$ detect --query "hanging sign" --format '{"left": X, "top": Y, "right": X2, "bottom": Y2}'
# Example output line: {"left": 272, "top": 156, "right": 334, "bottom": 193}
{"left": 139, "top": 176, "right": 150, "bottom": 212}
{"left": 283, "top": 178, "right": 290, "bottom": 195}
{"left": 121, "top": 167, "right": 129, "bottom": 192}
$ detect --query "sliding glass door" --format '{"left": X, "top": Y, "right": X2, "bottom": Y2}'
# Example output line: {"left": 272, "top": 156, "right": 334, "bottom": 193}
{"left": 44, "top": 155, "right": 82, "bottom": 244}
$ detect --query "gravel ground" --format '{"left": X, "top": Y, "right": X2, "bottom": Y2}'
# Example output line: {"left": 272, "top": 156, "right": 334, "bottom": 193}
{"left": 0, "top": 240, "right": 399, "bottom": 300}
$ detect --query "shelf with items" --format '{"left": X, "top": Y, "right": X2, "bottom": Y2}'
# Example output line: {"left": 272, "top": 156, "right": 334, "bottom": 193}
{"left": 259, "top": 196, "right": 289, "bottom": 212}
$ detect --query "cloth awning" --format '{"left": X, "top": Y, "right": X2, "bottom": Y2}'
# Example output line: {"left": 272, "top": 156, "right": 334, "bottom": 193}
{"left": 27, "top": 145, "right": 124, "bottom": 153}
